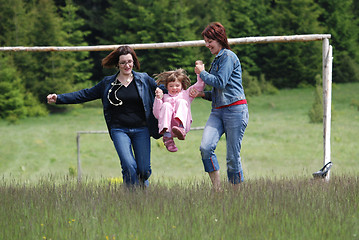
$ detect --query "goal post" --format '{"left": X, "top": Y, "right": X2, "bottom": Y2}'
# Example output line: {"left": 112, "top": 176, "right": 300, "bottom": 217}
{"left": 0, "top": 34, "right": 333, "bottom": 181}
{"left": 322, "top": 39, "right": 333, "bottom": 181}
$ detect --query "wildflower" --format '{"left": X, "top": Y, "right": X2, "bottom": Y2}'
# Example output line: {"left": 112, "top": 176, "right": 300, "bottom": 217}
{"left": 108, "top": 177, "right": 123, "bottom": 185}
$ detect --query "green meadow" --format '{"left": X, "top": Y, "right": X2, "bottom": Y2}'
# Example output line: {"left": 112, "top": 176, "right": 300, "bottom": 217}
{"left": 1, "top": 176, "right": 358, "bottom": 239}
{"left": 1, "top": 82, "right": 358, "bottom": 181}
{"left": 0, "top": 83, "right": 358, "bottom": 239}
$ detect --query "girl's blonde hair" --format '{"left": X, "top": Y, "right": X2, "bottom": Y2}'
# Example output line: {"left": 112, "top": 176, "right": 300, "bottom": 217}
{"left": 155, "top": 69, "right": 191, "bottom": 90}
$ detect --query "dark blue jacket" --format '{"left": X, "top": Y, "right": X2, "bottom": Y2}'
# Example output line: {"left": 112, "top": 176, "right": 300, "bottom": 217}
{"left": 56, "top": 71, "right": 162, "bottom": 140}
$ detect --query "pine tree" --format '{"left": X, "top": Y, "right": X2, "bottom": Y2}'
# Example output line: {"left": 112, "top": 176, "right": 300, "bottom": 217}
{"left": 0, "top": 0, "right": 48, "bottom": 120}
{"left": 72, "top": 0, "right": 110, "bottom": 80}
{"left": 183, "top": 0, "right": 233, "bottom": 67}
{"left": 0, "top": 54, "right": 47, "bottom": 122}
{"left": 101, "top": 0, "right": 199, "bottom": 77}
{"left": 57, "top": 0, "right": 93, "bottom": 87}
{"left": 10, "top": 0, "right": 93, "bottom": 105}
{"left": 317, "top": 0, "right": 359, "bottom": 83}
{"left": 228, "top": 0, "right": 266, "bottom": 76}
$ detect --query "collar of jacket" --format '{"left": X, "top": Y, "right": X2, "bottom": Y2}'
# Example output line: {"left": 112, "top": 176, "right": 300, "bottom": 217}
{"left": 214, "top": 48, "right": 226, "bottom": 59}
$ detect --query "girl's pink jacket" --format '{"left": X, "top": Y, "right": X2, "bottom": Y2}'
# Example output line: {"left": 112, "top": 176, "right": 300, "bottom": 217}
{"left": 153, "top": 75, "right": 205, "bottom": 134}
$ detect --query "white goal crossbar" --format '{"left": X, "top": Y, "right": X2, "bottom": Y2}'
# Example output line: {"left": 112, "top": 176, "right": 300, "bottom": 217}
{"left": 1, "top": 34, "right": 332, "bottom": 182}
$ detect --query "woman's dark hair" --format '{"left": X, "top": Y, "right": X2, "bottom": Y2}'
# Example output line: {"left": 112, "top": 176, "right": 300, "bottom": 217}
{"left": 201, "top": 22, "right": 231, "bottom": 50}
{"left": 102, "top": 45, "right": 140, "bottom": 69}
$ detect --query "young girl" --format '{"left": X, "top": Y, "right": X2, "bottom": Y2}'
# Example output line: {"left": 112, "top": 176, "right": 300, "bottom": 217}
{"left": 153, "top": 66, "right": 205, "bottom": 152}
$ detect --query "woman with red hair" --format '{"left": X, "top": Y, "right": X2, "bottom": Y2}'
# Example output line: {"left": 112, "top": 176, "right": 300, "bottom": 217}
{"left": 191, "top": 22, "right": 249, "bottom": 190}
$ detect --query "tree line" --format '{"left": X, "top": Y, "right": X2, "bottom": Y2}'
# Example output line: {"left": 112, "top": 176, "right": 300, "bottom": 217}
{"left": 0, "top": 0, "right": 358, "bottom": 121}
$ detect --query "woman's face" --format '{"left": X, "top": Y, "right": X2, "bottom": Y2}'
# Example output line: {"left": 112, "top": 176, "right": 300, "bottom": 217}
{"left": 204, "top": 36, "right": 222, "bottom": 55}
{"left": 167, "top": 79, "right": 182, "bottom": 96}
{"left": 118, "top": 54, "right": 134, "bottom": 75}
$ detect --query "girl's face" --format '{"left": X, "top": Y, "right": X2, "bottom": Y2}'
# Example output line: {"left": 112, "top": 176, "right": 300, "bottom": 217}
{"left": 204, "top": 36, "right": 222, "bottom": 55}
{"left": 167, "top": 79, "right": 182, "bottom": 95}
{"left": 118, "top": 54, "right": 134, "bottom": 75}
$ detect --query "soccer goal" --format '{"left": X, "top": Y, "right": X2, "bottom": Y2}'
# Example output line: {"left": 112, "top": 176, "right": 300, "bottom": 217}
{"left": 0, "top": 34, "right": 333, "bottom": 181}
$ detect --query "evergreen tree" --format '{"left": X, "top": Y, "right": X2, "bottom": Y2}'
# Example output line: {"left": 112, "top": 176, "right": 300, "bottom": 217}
{"left": 0, "top": 0, "right": 49, "bottom": 120}
{"left": 11, "top": 0, "right": 65, "bottom": 103}
{"left": 0, "top": 54, "right": 47, "bottom": 122}
{"left": 256, "top": 0, "right": 324, "bottom": 88}
{"left": 10, "top": 0, "right": 93, "bottom": 106}
{"left": 58, "top": 0, "right": 93, "bottom": 87}
{"left": 101, "top": 0, "right": 199, "bottom": 77}
{"left": 316, "top": 0, "right": 359, "bottom": 83}
{"left": 228, "top": 0, "right": 266, "bottom": 76}
{"left": 183, "top": 0, "right": 233, "bottom": 67}
{"left": 72, "top": 0, "right": 110, "bottom": 81}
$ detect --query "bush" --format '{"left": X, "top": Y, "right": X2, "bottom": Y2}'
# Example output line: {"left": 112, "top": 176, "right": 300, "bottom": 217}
{"left": 259, "top": 74, "right": 279, "bottom": 95}
{"left": 308, "top": 75, "right": 323, "bottom": 123}
{"left": 350, "top": 99, "right": 359, "bottom": 111}
{"left": 334, "top": 54, "right": 359, "bottom": 83}
{"left": 243, "top": 70, "right": 261, "bottom": 100}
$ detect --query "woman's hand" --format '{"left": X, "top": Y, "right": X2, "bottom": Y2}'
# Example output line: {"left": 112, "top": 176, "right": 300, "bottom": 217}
{"left": 189, "top": 88, "right": 204, "bottom": 98}
{"left": 47, "top": 94, "right": 57, "bottom": 104}
{"left": 155, "top": 87, "right": 163, "bottom": 99}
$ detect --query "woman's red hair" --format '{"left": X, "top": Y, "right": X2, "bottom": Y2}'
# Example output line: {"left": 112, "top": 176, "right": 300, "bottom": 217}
{"left": 201, "top": 22, "right": 231, "bottom": 50}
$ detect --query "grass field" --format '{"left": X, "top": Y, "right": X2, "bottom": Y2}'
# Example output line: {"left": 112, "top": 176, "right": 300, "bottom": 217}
{"left": 1, "top": 82, "right": 358, "bottom": 182}
{"left": 1, "top": 83, "right": 358, "bottom": 239}
{"left": 1, "top": 176, "right": 358, "bottom": 239}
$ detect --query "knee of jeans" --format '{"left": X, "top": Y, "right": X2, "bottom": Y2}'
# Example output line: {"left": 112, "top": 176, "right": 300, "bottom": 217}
{"left": 200, "top": 143, "right": 214, "bottom": 157}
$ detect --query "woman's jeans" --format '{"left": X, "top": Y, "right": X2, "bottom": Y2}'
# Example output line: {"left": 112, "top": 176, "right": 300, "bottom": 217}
{"left": 111, "top": 126, "right": 151, "bottom": 187}
{"left": 200, "top": 104, "right": 249, "bottom": 184}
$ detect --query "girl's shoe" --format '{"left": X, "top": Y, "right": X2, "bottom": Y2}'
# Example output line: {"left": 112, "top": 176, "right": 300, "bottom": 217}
{"left": 163, "top": 136, "right": 178, "bottom": 152}
{"left": 172, "top": 126, "right": 186, "bottom": 140}
{"left": 160, "top": 128, "right": 168, "bottom": 135}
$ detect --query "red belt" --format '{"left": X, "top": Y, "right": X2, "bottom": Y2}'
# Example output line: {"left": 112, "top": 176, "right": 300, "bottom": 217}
{"left": 216, "top": 99, "right": 247, "bottom": 109}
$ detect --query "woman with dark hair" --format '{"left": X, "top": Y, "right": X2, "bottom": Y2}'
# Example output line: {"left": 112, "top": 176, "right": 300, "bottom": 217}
{"left": 191, "top": 22, "right": 249, "bottom": 190}
{"left": 47, "top": 45, "right": 163, "bottom": 187}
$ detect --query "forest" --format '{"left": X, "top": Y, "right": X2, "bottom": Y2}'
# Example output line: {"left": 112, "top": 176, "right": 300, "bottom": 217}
{"left": 0, "top": 0, "right": 358, "bottom": 120}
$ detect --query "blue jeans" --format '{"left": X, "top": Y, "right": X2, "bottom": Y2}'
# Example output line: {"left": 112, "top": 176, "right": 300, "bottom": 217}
{"left": 111, "top": 126, "right": 151, "bottom": 187}
{"left": 200, "top": 104, "right": 249, "bottom": 184}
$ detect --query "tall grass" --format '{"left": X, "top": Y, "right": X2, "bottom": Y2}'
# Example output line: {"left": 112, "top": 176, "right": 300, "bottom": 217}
{"left": 0, "top": 83, "right": 358, "bottom": 182}
{"left": 1, "top": 82, "right": 358, "bottom": 239}
{"left": 1, "top": 175, "right": 358, "bottom": 239}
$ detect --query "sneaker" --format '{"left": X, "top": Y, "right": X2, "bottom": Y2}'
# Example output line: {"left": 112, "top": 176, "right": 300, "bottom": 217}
{"left": 172, "top": 126, "right": 186, "bottom": 140}
{"left": 312, "top": 161, "right": 333, "bottom": 179}
{"left": 163, "top": 136, "right": 178, "bottom": 152}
